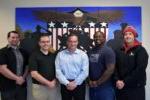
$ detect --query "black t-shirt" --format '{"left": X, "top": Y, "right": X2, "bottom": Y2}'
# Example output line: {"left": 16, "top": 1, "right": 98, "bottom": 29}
{"left": 0, "top": 46, "right": 28, "bottom": 91}
{"left": 29, "top": 50, "right": 55, "bottom": 84}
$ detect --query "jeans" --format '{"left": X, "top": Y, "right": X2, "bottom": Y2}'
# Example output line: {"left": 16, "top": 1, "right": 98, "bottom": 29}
{"left": 89, "top": 82, "right": 115, "bottom": 100}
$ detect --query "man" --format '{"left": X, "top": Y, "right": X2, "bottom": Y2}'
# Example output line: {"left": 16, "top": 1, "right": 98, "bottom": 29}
{"left": 29, "top": 34, "right": 57, "bottom": 100}
{"left": 55, "top": 34, "right": 89, "bottom": 100}
{"left": 115, "top": 26, "right": 149, "bottom": 100}
{"left": 0, "top": 31, "right": 28, "bottom": 100}
{"left": 88, "top": 31, "right": 116, "bottom": 100}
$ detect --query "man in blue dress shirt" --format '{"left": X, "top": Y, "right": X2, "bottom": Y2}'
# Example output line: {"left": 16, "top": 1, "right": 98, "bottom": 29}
{"left": 55, "top": 33, "right": 89, "bottom": 100}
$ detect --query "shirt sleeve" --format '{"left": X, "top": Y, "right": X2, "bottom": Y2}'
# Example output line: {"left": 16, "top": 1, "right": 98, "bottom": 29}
{"left": 105, "top": 48, "right": 116, "bottom": 65}
{"left": 0, "top": 49, "right": 7, "bottom": 65}
{"left": 55, "top": 52, "right": 69, "bottom": 86}
{"left": 74, "top": 52, "right": 89, "bottom": 85}
{"left": 28, "top": 52, "right": 38, "bottom": 71}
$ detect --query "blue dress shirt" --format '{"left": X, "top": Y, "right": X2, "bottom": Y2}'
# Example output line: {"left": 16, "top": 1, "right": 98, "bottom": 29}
{"left": 55, "top": 49, "right": 89, "bottom": 85}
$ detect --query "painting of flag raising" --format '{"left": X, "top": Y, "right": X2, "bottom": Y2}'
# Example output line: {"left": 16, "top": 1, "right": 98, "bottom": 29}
{"left": 16, "top": 7, "right": 141, "bottom": 52}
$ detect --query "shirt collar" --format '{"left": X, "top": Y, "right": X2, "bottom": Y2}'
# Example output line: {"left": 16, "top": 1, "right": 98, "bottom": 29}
{"left": 94, "top": 43, "right": 107, "bottom": 50}
{"left": 40, "top": 49, "right": 49, "bottom": 55}
{"left": 123, "top": 39, "right": 141, "bottom": 53}
{"left": 7, "top": 44, "right": 18, "bottom": 50}
{"left": 65, "top": 48, "right": 80, "bottom": 54}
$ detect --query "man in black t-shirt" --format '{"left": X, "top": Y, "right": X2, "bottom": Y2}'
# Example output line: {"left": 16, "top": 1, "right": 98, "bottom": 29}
{"left": 29, "top": 34, "right": 58, "bottom": 100}
{"left": 0, "top": 31, "right": 28, "bottom": 100}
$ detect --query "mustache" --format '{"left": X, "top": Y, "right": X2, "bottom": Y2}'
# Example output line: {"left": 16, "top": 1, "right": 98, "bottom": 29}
{"left": 125, "top": 38, "right": 134, "bottom": 43}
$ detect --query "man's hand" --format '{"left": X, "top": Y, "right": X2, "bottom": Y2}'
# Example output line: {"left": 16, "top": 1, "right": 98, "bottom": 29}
{"left": 67, "top": 81, "right": 77, "bottom": 91}
{"left": 16, "top": 76, "right": 25, "bottom": 85}
{"left": 116, "top": 80, "right": 125, "bottom": 90}
{"left": 89, "top": 80, "right": 98, "bottom": 87}
{"left": 47, "top": 79, "right": 56, "bottom": 89}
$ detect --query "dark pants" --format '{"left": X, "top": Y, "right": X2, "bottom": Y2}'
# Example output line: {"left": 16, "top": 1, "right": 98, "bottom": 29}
{"left": 61, "top": 83, "right": 86, "bottom": 100}
{"left": 116, "top": 86, "right": 145, "bottom": 100}
{"left": 1, "top": 86, "right": 27, "bottom": 100}
{"left": 89, "top": 83, "right": 115, "bottom": 100}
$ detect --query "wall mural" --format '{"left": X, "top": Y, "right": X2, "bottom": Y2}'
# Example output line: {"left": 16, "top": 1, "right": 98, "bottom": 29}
{"left": 16, "top": 7, "right": 141, "bottom": 53}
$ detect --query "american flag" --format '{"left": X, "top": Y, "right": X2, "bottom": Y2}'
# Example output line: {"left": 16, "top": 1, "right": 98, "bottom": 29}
{"left": 47, "top": 21, "right": 108, "bottom": 51}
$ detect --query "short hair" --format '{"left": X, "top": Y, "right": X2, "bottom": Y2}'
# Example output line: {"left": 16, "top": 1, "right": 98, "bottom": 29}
{"left": 7, "top": 31, "right": 20, "bottom": 38}
{"left": 67, "top": 33, "right": 78, "bottom": 41}
{"left": 94, "top": 31, "right": 106, "bottom": 38}
{"left": 38, "top": 34, "right": 50, "bottom": 41}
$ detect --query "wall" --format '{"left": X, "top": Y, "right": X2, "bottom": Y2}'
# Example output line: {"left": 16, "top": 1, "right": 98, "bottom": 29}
{"left": 0, "top": 0, "right": 150, "bottom": 100}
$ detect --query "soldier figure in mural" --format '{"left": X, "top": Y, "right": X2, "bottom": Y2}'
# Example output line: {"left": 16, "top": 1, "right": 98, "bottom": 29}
{"left": 20, "top": 24, "right": 93, "bottom": 54}
{"left": 20, "top": 25, "right": 53, "bottom": 55}
{"left": 107, "top": 23, "right": 128, "bottom": 50}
